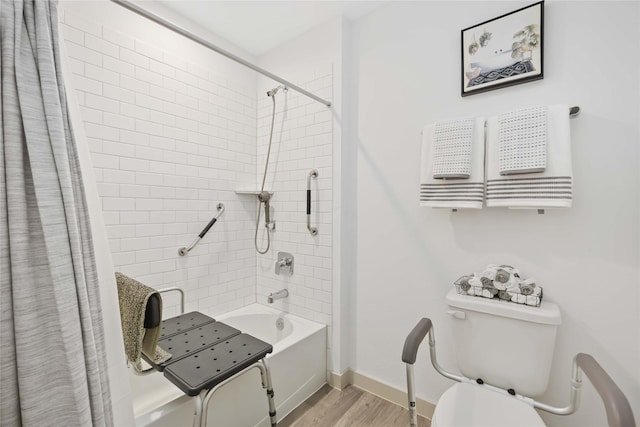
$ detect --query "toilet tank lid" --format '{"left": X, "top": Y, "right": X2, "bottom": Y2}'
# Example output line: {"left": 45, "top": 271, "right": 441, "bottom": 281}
{"left": 446, "top": 289, "right": 561, "bottom": 325}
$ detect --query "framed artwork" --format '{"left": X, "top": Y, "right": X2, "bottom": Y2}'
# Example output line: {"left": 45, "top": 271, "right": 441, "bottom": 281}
{"left": 461, "top": 1, "right": 544, "bottom": 96}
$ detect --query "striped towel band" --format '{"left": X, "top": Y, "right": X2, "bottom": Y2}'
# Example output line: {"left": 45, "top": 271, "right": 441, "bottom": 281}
{"left": 420, "top": 183, "right": 484, "bottom": 202}
{"left": 486, "top": 176, "right": 572, "bottom": 200}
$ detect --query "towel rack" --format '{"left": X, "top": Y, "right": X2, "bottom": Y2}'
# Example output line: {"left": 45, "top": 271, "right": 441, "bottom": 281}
{"left": 178, "top": 203, "right": 225, "bottom": 256}
{"left": 307, "top": 169, "right": 318, "bottom": 236}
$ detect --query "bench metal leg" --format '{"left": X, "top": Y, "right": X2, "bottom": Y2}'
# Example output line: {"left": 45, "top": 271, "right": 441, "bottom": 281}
{"left": 193, "top": 392, "right": 204, "bottom": 427}
{"left": 194, "top": 358, "right": 277, "bottom": 427}
{"left": 259, "top": 358, "right": 277, "bottom": 426}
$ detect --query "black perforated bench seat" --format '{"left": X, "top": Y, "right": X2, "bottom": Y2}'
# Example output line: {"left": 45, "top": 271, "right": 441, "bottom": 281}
{"left": 141, "top": 311, "right": 273, "bottom": 397}
{"left": 164, "top": 333, "right": 273, "bottom": 396}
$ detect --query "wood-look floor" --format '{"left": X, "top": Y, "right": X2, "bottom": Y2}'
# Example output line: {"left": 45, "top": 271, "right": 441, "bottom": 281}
{"left": 278, "top": 385, "right": 431, "bottom": 427}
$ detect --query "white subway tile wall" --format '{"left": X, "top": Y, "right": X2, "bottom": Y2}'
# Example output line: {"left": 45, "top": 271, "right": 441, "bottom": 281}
{"left": 61, "top": 13, "right": 258, "bottom": 318}
{"left": 60, "top": 12, "right": 336, "bottom": 360}
{"left": 255, "top": 73, "right": 334, "bottom": 363}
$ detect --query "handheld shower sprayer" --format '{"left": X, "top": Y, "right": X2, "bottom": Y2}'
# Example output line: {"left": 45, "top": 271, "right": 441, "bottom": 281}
{"left": 258, "top": 191, "right": 271, "bottom": 226}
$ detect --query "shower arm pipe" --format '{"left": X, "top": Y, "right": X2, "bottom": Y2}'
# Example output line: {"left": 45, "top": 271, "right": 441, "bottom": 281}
{"left": 307, "top": 169, "right": 318, "bottom": 236}
{"left": 110, "top": 0, "right": 332, "bottom": 108}
{"left": 178, "top": 203, "right": 225, "bottom": 256}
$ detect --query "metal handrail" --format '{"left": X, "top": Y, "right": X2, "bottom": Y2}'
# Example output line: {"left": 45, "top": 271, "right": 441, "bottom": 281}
{"left": 179, "top": 203, "right": 225, "bottom": 256}
{"left": 306, "top": 169, "right": 318, "bottom": 236}
{"left": 402, "top": 318, "right": 636, "bottom": 427}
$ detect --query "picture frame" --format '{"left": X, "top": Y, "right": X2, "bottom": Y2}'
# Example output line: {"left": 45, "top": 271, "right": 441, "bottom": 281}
{"left": 461, "top": 1, "right": 544, "bottom": 97}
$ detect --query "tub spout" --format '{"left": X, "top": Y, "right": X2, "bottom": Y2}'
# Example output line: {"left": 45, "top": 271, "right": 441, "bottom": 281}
{"left": 268, "top": 289, "right": 289, "bottom": 303}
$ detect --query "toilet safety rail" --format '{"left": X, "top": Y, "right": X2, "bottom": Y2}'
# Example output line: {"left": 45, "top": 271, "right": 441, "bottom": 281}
{"left": 402, "top": 318, "right": 636, "bottom": 427}
{"left": 179, "top": 203, "right": 225, "bottom": 256}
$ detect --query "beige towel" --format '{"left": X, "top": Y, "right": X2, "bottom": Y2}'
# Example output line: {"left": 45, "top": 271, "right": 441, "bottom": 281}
{"left": 115, "top": 272, "right": 171, "bottom": 371}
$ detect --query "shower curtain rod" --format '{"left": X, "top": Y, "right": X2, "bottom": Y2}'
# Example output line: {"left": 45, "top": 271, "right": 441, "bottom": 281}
{"left": 110, "top": 0, "right": 332, "bottom": 108}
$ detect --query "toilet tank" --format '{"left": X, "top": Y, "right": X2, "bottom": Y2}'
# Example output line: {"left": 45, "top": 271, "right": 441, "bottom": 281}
{"left": 446, "top": 289, "right": 561, "bottom": 397}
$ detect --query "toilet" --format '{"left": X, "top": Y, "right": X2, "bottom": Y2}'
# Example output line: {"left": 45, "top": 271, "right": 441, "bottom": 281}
{"left": 431, "top": 289, "right": 562, "bottom": 427}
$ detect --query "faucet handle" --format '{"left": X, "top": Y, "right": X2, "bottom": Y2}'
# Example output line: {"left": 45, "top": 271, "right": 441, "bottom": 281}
{"left": 275, "top": 252, "right": 294, "bottom": 276}
{"left": 278, "top": 257, "right": 292, "bottom": 267}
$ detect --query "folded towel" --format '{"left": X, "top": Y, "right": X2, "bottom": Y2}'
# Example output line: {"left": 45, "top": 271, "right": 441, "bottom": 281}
{"left": 486, "top": 104, "right": 572, "bottom": 208}
{"left": 498, "top": 290, "right": 511, "bottom": 300}
{"left": 432, "top": 117, "right": 475, "bottom": 179}
{"left": 455, "top": 275, "right": 473, "bottom": 293}
{"left": 510, "top": 293, "right": 541, "bottom": 306}
{"left": 115, "top": 272, "right": 171, "bottom": 371}
{"left": 498, "top": 105, "right": 547, "bottom": 175}
{"left": 420, "top": 117, "right": 486, "bottom": 209}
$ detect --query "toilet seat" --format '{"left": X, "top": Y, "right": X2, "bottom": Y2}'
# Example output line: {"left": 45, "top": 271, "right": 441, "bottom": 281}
{"left": 431, "top": 382, "right": 546, "bottom": 427}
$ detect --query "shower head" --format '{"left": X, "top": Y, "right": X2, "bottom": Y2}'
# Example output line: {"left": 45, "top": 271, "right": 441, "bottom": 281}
{"left": 267, "top": 85, "right": 287, "bottom": 97}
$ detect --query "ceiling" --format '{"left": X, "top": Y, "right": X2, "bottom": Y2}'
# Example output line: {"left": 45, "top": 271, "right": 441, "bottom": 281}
{"left": 156, "top": 1, "right": 387, "bottom": 56}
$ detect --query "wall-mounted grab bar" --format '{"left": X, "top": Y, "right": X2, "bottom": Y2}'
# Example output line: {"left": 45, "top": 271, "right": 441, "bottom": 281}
{"left": 307, "top": 169, "right": 318, "bottom": 236}
{"left": 179, "top": 203, "right": 225, "bottom": 256}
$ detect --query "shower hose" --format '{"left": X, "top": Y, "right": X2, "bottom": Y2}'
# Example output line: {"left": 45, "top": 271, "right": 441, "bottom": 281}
{"left": 254, "top": 94, "right": 277, "bottom": 254}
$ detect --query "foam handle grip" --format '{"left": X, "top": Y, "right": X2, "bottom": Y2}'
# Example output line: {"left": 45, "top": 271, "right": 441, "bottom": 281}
{"left": 306, "top": 190, "right": 311, "bottom": 215}
{"left": 198, "top": 217, "right": 217, "bottom": 238}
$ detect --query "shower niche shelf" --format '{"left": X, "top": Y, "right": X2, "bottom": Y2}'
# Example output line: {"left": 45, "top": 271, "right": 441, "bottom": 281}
{"left": 234, "top": 187, "right": 273, "bottom": 196}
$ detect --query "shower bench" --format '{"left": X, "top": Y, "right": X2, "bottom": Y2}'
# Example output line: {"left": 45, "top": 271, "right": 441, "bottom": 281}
{"left": 139, "top": 294, "right": 277, "bottom": 427}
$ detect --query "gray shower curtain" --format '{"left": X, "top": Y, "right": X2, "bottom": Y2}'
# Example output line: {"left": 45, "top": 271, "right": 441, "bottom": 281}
{"left": 0, "top": 0, "right": 113, "bottom": 426}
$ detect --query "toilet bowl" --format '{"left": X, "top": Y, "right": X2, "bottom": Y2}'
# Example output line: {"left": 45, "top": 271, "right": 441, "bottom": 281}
{"left": 431, "top": 382, "right": 545, "bottom": 427}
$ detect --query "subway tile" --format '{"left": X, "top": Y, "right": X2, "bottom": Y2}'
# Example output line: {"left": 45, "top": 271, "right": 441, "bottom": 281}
{"left": 61, "top": 24, "right": 84, "bottom": 45}
{"left": 135, "top": 40, "right": 163, "bottom": 62}
{"left": 120, "top": 47, "right": 149, "bottom": 69}
{"left": 120, "top": 211, "right": 150, "bottom": 225}
{"left": 120, "top": 157, "right": 149, "bottom": 172}
{"left": 86, "top": 93, "right": 119, "bottom": 114}
{"left": 104, "top": 112, "right": 135, "bottom": 130}
{"left": 103, "top": 84, "right": 135, "bottom": 104}
{"left": 85, "top": 63, "right": 119, "bottom": 86}
{"left": 64, "top": 12, "right": 102, "bottom": 37}
{"left": 103, "top": 197, "right": 135, "bottom": 211}
{"left": 102, "top": 169, "right": 135, "bottom": 184}
{"left": 135, "top": 67, "right": 163, "bottom": 87}
{"left": 103, "top": 55, "right": 135, "bottom": 77}
{"left": 103, "top": 27, "right": 134, "bottom": 50}
{"left": 119, "top": 184, "right": 149, "bottom": 198}
{"left": 120, "top": 75, "right": 149, "bottom": 95}
{"left": 73, "top": 75, "right": 103, "bottom": 95}
{"left": 85, "top": 34, "right": 118, "bottom": 58}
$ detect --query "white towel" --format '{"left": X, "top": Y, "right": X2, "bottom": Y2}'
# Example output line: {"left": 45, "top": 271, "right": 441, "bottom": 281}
{"left": 432, "top": 117, "right": 475, "bottom": 179}
{"left": 498, "top": 105, "right": 547, "bottom": 175}
{"left": 486, "top": 104, "right": 572, "bottom": 208}
{"left": 420, "top": 117, "right": 486, "bottom": 209}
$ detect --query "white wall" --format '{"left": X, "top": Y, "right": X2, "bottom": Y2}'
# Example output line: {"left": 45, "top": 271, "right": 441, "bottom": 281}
{"left": 60, "top": 1, "right": 259, "bottom": 320}
{"left": 256, "top": 18, "right": 344, "bottom": 374}
{"left": 352, "top": 2, "right": 639, "bottom": 426}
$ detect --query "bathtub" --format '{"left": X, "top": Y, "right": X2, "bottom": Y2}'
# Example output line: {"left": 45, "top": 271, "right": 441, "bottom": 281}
{"left": 129, "top": 304, "right": 327, "bottom": 427}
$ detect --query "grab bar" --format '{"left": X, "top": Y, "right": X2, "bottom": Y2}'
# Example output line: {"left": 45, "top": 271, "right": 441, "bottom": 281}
{"left": 307, "top": 169, "right": 318, "bottom": 236}
{"left": 178, "top": 203, "right": 225, "bottom": 256}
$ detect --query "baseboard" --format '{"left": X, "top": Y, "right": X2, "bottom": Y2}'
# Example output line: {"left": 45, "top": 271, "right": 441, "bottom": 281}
{"left": 327, "top": 370, "right": 352, "bottom": 390}
{"left": 328, "top": 370, "right": 435, "bottom": 420}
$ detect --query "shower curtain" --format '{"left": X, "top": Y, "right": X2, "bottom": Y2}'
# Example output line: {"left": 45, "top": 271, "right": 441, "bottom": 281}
{"left": 0, "top": 0, "right": 113, "bottom": 425}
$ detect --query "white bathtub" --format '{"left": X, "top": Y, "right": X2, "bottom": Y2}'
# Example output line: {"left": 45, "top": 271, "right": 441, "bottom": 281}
{"left": 129, "top": 304, "right": 327, "bottom": 427}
